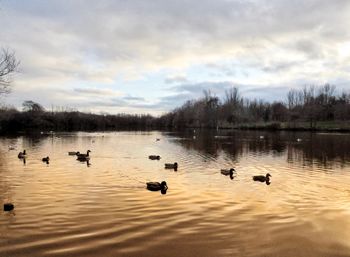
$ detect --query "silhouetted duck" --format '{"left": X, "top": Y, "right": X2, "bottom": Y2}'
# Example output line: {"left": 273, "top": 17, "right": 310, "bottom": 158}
{"left": 146, "top": 181, "right": 168, "bottom": 191}
{"left": 18, "top": 150, "right": 26, "bottom": 159}
{"left": 221, "top": 168, "right": 235, "bottom": 180}
{"left": 165, "top": 162, "right": 178, "bottom": 169}
{"left": 68, "top": 151, "right": 80, "bottom": 156}
{"left": 253, "top": 173, "right": 271, "bottom": 183}
{"left": 42, "top": 156, "right": 50, "bottom": 162}
{"left": 3, "top": 203, "right": 14, "bottom": 212}
{"left": 149, "top": 155, "right": 161, "bottom": 160}
{"left": 221, "top": 168, "right": 235, "bottom": 176}
{"left": 77, "top": 150, "right": 91, "bottom": 161}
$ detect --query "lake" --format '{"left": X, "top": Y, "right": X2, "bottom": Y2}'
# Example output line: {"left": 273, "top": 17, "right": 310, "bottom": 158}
{"left": 1, "top": 130, "right": 350, "bottom": 257}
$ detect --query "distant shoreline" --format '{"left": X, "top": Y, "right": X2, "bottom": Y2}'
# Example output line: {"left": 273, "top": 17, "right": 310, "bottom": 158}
{"left": 2, "top": 123, "right": 350, "bottom": 136}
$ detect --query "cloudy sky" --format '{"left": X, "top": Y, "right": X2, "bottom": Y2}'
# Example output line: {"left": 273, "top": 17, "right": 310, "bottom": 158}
{"left": 1, "top": 0, "right": 350, "bottom": 115}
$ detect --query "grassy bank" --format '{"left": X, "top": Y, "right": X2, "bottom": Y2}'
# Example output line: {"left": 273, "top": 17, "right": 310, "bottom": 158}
{"left": 229, "top": 121, "right": 350, "bottom": 132}
{"left": 212, "top": 120, "right": 350, "bottom": 132}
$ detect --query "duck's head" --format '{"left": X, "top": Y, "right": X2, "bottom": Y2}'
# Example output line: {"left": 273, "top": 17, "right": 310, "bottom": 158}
{"left": 266, "top": 173, "right": 272, "bottom": 178}
{"left": 87, "top": 150, "right": 91, "bottom": 153}
{"left": 23, "top": 150, "right": 26, "bottom": 154}
{"left": 46, "top": 156, "right": 50, "bottom": 160}
{"left": 160, "top": 181, "right": 168, "bottom": 190}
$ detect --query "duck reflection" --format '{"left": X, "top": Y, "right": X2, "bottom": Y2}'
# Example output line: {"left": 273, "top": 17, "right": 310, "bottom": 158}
{"left": 77, "top": 159, "right": 91, "bottom": 167}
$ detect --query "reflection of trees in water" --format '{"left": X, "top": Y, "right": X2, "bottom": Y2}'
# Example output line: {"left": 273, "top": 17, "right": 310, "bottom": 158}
{"left": 286, "top": 134, "right": 350, "bottom": 169}
{"left": 170, "top": 130, "right": 221, "bottom": 158}
{"left": 0, "top": 149, "right": 12, "bottom": 204}
{"left": 170, "top": 130, "right": 350, "bottom": 168}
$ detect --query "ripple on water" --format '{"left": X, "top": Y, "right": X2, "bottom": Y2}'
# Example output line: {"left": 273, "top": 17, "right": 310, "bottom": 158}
{"left": 1, "top": 131, "right": 350, "bottom": 257}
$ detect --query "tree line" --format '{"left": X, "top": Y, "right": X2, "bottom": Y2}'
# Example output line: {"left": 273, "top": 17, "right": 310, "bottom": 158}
{"left": 0, "top": 101, "right": 157, "bottom": 133}
{"left": 1, "top": 84, "right": 350, "bottom": 133}
{"left": 158, "top": 84, "right": 350, "bottom": 130}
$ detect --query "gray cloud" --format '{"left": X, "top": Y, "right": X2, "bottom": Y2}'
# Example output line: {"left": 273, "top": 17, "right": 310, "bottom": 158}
{"left": 122, "top": 96, "right": 146, "bottom": 101}
{"left": 74, "top": 88, "right": 120, "bottom": 96}
{"left": 164, "top": 75, "right": 189, "bottom": 84}
{"left": 1, "top": 0, "right": 350, "bottom": 114}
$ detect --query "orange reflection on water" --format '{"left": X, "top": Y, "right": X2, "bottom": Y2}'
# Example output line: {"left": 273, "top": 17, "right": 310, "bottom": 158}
{"left": 1, "top": 131, "right": 350, "bottom": 257}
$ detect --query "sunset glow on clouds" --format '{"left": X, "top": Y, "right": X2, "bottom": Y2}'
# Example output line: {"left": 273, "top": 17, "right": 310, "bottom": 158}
{"left": 1, "top": 0, "right": 350, "bottom": 115}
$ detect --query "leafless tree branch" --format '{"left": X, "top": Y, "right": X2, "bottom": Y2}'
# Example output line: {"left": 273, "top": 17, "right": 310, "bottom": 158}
{"left": 0, "top": 48, "right": 20, "bottom": 95}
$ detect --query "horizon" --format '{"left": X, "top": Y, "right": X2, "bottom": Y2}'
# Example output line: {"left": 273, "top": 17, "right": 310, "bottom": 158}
{"left": 1, "top": 0, "right": 350, "bottom": 115}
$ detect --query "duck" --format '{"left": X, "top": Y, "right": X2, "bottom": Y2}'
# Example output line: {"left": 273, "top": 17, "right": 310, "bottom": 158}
{"left": 297, "top": 138, "right": 302, "bottom": 142}
{"left": 18, "top": 150, "right": 26, "bottom": 159}
{"left": 146, "top": 181, "right": 168, "bottom": 191}
{"left": 149, "top": 155, "right": 161, "bottom": 160}
{"left": 3, "top": 203, "right": 14, "bottom": 212}
{"left": 8, "top": 146, "right": 15, "bottom": 151}
{"left": 77, "top": 150, "right": 91, "bottom": 161}
{"left": 68, "top": 151, "right": 80, "bottom": 156}
{"left": 42, "top": 156, "right": 50, "bottom": 162}
{"left": 221, "top": 168, "right": 235, "bottom": 176}
{"left": 253, "top": 173, "right": 272, "bottom": 183}
{"left": 165, "top": 162, "right": 178, "bottom": 169}
{"left": 156, "top": 138, "right": 160, "bottom": 142}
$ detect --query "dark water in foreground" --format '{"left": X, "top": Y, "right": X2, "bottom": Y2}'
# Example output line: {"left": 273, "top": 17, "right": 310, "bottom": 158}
{"left": 1, "top": 130, "right": 350, "bottom": 257}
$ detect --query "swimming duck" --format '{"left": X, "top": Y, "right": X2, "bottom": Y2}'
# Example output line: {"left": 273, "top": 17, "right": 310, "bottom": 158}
{"left": 156, "top": 138, "right": 160, "bottom": 141}
{"left": 18, "top": 150, "right": 26, "bottom": 159}
{"left": 42, "top": 156, "right": 50, "bottom": 162}
{"left": 149, "top": 155, "right": 161, "bottom": 160}
{"left": 146, "top": 181, "right": 168, "bottom": 191}
{"left": 165, "top": 162, "right": 178, "bottom": 169}
{"left": 68, "top": 151, "right": 80, "bottom": 156}
{"left": 8, "top": 146, "right": 15, "bottom": 151}
{"left": 77, "top": 150, "right": 91, "bottom": 161}
{"left": 3, "top": 203, "right": 14, "bottom": 212}
{"left": 221, "top": 168, "right": 235, "bottom": 176}
{"left": 253, "top": 173, "right": 272, "bottom": 183}
{"left": 221, "top": 168, "right": 235, "bottom": 180}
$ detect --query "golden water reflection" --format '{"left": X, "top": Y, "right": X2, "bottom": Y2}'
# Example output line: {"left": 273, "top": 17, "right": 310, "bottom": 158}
{"left": 1, "top": 131, "right": 350, "bottom": 257}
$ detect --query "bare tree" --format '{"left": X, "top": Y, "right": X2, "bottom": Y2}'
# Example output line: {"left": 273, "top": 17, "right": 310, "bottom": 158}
{"left": 0, "top": 48, "right": 19, "bottom": 94}
{"left": 22, "top": 100, "right": 45, "bottom": 112}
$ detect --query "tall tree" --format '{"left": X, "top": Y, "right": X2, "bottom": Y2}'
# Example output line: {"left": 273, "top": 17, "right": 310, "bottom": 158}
{"left": 0, "top": 48, "right": 19, "bottom": 95}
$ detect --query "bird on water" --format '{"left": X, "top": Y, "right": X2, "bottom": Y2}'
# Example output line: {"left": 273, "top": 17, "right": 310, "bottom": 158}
{"left": 77, "top": 150, "right": 91, "bottom": 161}
{"left": 18, "top": 150, "right": 26, "bottom": 159}
{"left": 253, "top": 173, "right": 272, "bottom": 183}
{"left": 221, "top": 168, "right": 235, "bottom": 179}
{"left": 146, "top": 181, "right": 168, "bottom": 191}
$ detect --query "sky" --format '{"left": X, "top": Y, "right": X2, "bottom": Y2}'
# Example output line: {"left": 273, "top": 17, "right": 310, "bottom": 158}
{"left": 1, "top": 0, "right": 350, "bottom": 115}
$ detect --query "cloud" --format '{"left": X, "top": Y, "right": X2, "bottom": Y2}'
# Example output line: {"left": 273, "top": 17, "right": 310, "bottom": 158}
{"left": 73, "top": 88, "right": 121, "bottom": 96}
{"left": 164, "top": 75, "right": 189, "bottom": 84}
{"left": 1, "top": 0, "right": 350, "bottom": 114}
{"left": 122, "top": 96, "right": 145, "bottom": 101}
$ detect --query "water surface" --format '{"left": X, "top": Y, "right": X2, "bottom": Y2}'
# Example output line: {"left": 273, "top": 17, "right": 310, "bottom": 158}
{"left": 1, "top": 130, "right": 350, "bottom": 257}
